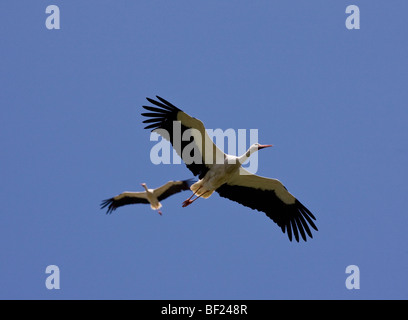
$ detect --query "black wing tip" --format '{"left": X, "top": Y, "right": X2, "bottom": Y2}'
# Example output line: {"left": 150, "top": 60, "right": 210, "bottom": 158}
{"left": 145, "top": 97, "right": 159, "bottom": 105}
{"left": 295, "top": 199, "right": 317, "bottom": 220}
{"left": 144, "top": 96, "right": 180, "bottom": 112}
{"left": 100, "top": 198, "right": 116, "bottom": 215}
{"left": 155, "top": 95, "right": 179, "bottom": 109}
{"left": 282, "top": 200, "right": 318, "bottom": 242}
{"left": 142, "top": 96, "right": 181, "bottom": 131}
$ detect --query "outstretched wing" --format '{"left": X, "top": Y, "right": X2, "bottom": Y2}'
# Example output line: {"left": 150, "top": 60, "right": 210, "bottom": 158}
{"left": 216, "top": 168, "right": 318, "bottom": 242}
{"left": 154, "top": 179, "right": 196, "bottom": 201}
{"left": 100, "top": 192, "right": 149, "bottom": 214}
{"left": 141, "top": 96, "right": 225, "bottom": 179}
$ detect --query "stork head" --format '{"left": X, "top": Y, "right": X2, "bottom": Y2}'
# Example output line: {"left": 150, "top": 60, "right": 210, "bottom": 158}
{"left": 249, "top": 143, "right": 273, "bottom": 155}
{"left": 255, "top": 143, "right": 273, "bottom": 151}
{"left": 240, "top": 143, "right": 273, "bottom": 163}
{"left": 140, "top": 183, "right": 147, "bottom": 189}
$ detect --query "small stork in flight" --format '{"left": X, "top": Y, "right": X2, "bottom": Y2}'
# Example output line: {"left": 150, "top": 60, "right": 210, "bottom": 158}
{"left": 141, "top": 96, "right": 318, "bottom": 242}
{"left": 101, "top": 179, "right": 194, "bottom": 215}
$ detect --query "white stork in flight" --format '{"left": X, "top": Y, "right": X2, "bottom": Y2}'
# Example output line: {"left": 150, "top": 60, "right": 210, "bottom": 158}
{"left": 141, "top": 96, "right": 318, "bottom": 242}
{"left": 101, "top": 179, "right": 194, "bottom": 215}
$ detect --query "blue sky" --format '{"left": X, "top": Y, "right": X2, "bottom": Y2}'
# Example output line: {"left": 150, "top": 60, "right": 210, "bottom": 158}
{"left": 1, "top": 0, "right": 407, "bottom": 299}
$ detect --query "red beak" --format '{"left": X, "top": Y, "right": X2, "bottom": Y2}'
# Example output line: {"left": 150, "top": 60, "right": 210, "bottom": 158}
{"left": 258, "top": 144, "right": 273, "bottom": 150}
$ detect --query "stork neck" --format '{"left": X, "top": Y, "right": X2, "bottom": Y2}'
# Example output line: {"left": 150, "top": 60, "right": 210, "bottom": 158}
{"left": 238, "top": 147, "right": 254, "bottom": 164}
{"left": 142, "top": 185, "right": 149, "bottom": 192}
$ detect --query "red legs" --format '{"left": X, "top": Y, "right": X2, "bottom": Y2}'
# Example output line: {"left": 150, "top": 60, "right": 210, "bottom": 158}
{"left": 182, "top": 192, "right": 208, "bottom": 207}
{"left": 157, "top": 210, "right": 162, "bottom": 216}
{"left": 182, "top": 186, "right": 202, "bottom": 207}
{"left": 184, "top": 186, "right": 202, "bottom": 202}
{"left": 182, "top": 187, "right": 210, "bottom": 207}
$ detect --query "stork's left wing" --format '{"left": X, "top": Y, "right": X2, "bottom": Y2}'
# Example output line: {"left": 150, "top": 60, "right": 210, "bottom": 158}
{"left": 216, "top": 168, "right": 318, "bottom": 242}
{"left": 101, "top": 192, "right": 149, "bottom": 214}
{"left": 153, "top": 179, "right": 195, "bottom": 201}
{"left": 141, "top": 96, "right": 225, "bottom": 179}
